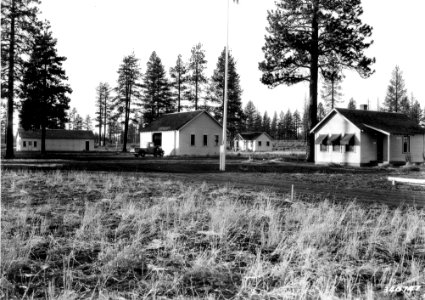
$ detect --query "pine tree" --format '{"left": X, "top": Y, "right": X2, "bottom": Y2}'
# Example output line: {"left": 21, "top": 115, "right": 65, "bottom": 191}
{"left": 68, "top": 107, "right": 77, "bottom": 129}
{"left": 409, "top": 94, "right": 422, "bottom": 125}
{"left": 2, "top": 0, "right": 42, "bottom": 158}
{"left": 277, "top": 111, "right": 285, "bottom": 139}
{"left": 270, "top": 111, "right": 278, "bottom": 139}
{"left": 19, "top": 27, "right": 72, "bottom": 154}
{"left": 170, "top": 54, "right": 189, "bottom": 112}
{"left": 320, "top": 55, "right": 344, "bottom": 112}
{"left": 243, "top": 100, "right": 256, "bottom": 131}
{"left": 317, "top": 102, "right": 326, "bottom": 121}
{"left": 253, "top": 110, "right": 263, "bottom": 131}
{"left": 383, "top": 66, "right": 407, "bottom": 113}
{"left": 142, "top": 51, "right": 172, "bottom": 124}
{"left": 115, "top": 53, "right": 141, "bottom": 152}
{"left": 95, "top": 82, "right": 112, "bottom": 146}
{"left": 208, "top": 48, "right": 243, "bottom": 136}
{"left": 283, "top": 110, "right": 293, "bottom": 139}
{"left": 347, "top": 98, "right": 356, "bottom": 110}
{"left": 293, "top": 110, "right": 301, "bottom": 139}
{"left": 187, "top": 43, "right": 207, "bottom": 110}
{"left": 262, "top": 111, "right": 271, "bottom": 134}
{"left": 259, "top": 0, "right": 374, "bottom": 161}
{"left": 400, "top": 96, "right": 410, "bottom": 115}
{"left": 301, "top": 106, "right": 309, "bottom": 141}
{"left": 74, "top": 114, "right": 83, "bottom": 130}
{"left": 83, "top": 114, "right": 92, "bottom": 131}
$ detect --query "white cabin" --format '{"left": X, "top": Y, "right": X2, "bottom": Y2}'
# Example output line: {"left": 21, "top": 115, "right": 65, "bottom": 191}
{"left": 310, "top": 108, "right": 425, "bottom": 166}
{"left": 16, "top": 129, "right": 95, "bottom": 152}
{"left": 140, "top": 110, "right": 223, "bottom": 156}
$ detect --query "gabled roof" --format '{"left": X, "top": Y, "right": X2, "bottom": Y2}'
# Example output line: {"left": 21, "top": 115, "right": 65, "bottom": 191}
{"left": 18, "top": 129, "right": 95, "bottom": 140}
{"left": 311, "top": 108, "right": 425, "bottom": 135}
{"left": 140, "top": 110, "right": 222, "bottom": 132}
{"left": 237, "top": 132, "right": 273, "bottom": 141}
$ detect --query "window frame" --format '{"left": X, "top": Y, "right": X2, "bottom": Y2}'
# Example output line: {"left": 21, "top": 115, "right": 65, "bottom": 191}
{"left": 258, "top": 141, "right": 262, "bottom": 147}
{"left": 345, "top": 144, "right": 355, "bottom": 152}
{"left": 23, "top": 141, "right": 27, "bottom": 147}
{"left": 320, "top": 144, "right": 327, "bottom": 152}
{"left": 214, "top": 135, "right": 219, "bottom": 146}
{"left": 203, "top": 134, "right": 208, "bottom": 147}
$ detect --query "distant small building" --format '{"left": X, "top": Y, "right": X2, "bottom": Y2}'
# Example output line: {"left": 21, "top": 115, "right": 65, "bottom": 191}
{"left": 310, "top": 108, "right": 425, "bottom": 166}
{"left": 234, "top": 132, "right": 273, "bottom": 152}
{"left": 140, "top": 110, "right": 223, "bottom": 156}
{"left": 16, "top": 129, "right": 95, "bottom": 152}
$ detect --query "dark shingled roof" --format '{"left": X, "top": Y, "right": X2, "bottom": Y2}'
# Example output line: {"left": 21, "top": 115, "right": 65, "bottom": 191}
{"left": 238, "top": 132, "right": 270, "bottom": 140}
{"left": 18, "top": 129, "right": 95, "bottom": 140}
{"left": 140, "top": 110, "right": 219, "bottom": 132}
{"left": 335, "top": 108, "right": 425, "bottom": 135}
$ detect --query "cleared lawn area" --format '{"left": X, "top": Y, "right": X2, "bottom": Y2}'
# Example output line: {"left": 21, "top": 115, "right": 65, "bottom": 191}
{"left": 1, "top": 170, "right": 425, "bottom": 299}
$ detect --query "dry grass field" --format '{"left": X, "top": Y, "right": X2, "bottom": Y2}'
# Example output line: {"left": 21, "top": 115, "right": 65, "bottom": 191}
{"left": 1, "top": 169, "right": 425, "bottom": 299}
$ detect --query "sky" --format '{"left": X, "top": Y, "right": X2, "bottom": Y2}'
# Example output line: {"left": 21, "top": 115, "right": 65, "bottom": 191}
{"left": 39, "top": 0, "right": 425, "bottom": 120}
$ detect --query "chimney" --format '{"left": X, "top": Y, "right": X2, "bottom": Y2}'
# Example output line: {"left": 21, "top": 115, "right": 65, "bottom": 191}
{"left": 360, "top": 104, "right": 368, "bottom": 111}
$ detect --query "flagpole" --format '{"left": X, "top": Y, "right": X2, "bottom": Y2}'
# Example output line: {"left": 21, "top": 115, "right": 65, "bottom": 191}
{"left": 220, "top": 0, "right": 230, "bottom": 171}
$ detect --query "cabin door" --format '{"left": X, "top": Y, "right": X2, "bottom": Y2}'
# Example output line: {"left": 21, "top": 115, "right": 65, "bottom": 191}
{"left": 152, "top": 133, "right": 162, "bottom": 146}
{"left": 85, "top": 141, "right": 90, "bottom": 151}
{"left": 376, "top": 135, "right": 384, "bottom": 162}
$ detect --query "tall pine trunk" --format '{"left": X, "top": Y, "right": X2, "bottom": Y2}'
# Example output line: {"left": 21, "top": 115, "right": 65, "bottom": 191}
{"left": 122, "top": 85, "right": 131, "bottom": 152}
{"left": 5, "top": 0, "right": 16, "bottom": 159}
{"left": 307, "top": 0, "right": 319, "bottom": 163}
{"left": 103, "top": 94, "right": 107, "bottom": 146}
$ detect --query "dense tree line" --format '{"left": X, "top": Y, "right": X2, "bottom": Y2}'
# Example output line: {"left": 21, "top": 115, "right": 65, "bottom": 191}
{"left": 242, "top": 100, "right": 307, "bottom": 141}
{"left": 94, "top": 44, "right": 245, "bottom": 151}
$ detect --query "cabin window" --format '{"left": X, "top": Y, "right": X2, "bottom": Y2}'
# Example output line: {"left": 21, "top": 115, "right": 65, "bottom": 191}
{"left": 28, "top": 141, "right": 32, "bottom": 146}
{"left": 266, "top": 141, "right": 270, "bottom": 147}
{"left": 402, "top": 136, "right": 410, "bottom": 153}
{"left": 346, "top": 144, "right": 355, "bottom": 152}
{"left": 332, "top": 145, "right": 340, "bottom": 152}
{"left": 191, "top": 134, "right": 195, "bottom": 146}
{"left": 203, "top": 135, "right": 208, "bottom": 146}
{"left": 316, "top": 134, "right": 328, "bottom": 152}
{"left": 258, "top": 141, "right": 262, "bottom": 147}
{"left": 23, "top": 141, "right": 27, "bottom": 147}
{"left": 34, "top": 141, "right": 37, "bottom": 148}
{"left": 214, "top": 135, "right": 219, "bottom": 146}
{"left": 341, "top": 134, "right": 355, "bottom": 152}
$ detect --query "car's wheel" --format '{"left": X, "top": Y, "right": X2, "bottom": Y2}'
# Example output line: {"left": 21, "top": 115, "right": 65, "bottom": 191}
{"left": 140, "top": 152, "right": 145, "bottom": 157}
{"left": 134, "top": 154, "right": 139, "bottom": 158}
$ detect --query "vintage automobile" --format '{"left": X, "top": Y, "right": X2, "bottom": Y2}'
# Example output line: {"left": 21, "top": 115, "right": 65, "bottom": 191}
{"left": 134, "top": 142, "right": 164, "bottom": 158}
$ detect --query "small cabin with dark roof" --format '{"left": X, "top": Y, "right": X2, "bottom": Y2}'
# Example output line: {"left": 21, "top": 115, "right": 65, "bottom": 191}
{"left": 234, "top": 132, "right": 273, "bottom": 152}
{"left": 139, "top": 110, "right": 223, "bottom": 156}
{"left": 16, "top": 129, "right": 95, "bottom": 152}
{"left": 310, "top": 108, "right": 425, "bottom": 166}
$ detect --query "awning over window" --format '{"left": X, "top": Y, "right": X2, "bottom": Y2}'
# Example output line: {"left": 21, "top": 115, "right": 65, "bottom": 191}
{"left": 327, "top": 134, "right": 341, "bottom": 145}
{"left": 315, "top": 134, "right": 328, "bottom": 145}
{"left": 340, "top": 133, "right": 355, "bottom": 145}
